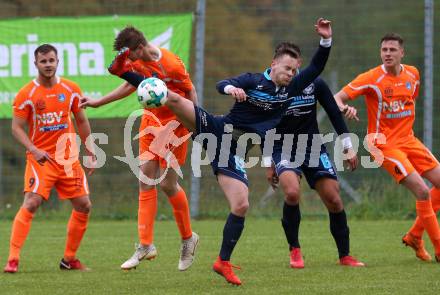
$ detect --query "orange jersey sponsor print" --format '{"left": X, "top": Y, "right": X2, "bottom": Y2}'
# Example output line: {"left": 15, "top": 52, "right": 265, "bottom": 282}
{"left": 13, "top": 77, "right": 82, "bottom": 159}
{"left": 342, "top": 64, "right": 420, "bottom": 146}
{"left": 132, "top": 48, "right": 193, "bottom": 122}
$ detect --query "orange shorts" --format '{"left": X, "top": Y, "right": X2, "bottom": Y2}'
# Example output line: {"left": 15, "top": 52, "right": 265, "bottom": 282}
{"left": 23, "top": 155, "right": 89, "bottom": 200}
{"left": 139, "top": 114, "right": 189, "bottom": 169}
{"left": 371, "top": 138, "right": 439, "bottom": 183}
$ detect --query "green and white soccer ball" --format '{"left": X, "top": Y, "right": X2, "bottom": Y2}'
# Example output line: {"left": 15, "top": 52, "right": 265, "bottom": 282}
{"left": 137, "top": 77, "right": 168, "bottom": 108}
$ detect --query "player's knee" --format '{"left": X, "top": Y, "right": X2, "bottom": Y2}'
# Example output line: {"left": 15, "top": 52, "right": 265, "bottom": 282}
{"left": 22, "top": 200, "right": 40, "bottom": 213}
{"left": 233, "top": 200, "right": 249, "bottom": 216}
{"left": 284, "top": 187, "right": 300, "bottom": 205}
{"left": 74, "top": 198, "right": 92, "bottom": 213}
{"left": 325, "top": 196, "right": 343, "bottom": 212}
{"left": 22, "top": 194, "right": 42, "bottom": 213}
{"left": 416, "top": 187, "right": 430, "bottom": 200}
{"left": 83, "top": 201, "right": 92, "bottom": 213}
{"left": 159, "top": 181, "right": 179, "bottom": 196}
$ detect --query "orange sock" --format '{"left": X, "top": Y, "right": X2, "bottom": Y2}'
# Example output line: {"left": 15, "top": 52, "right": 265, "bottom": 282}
{"left": 8, "top": 207, "right": 34, "bottom": 260}
{"left": 138, "top": 188, "right": 157, "bottom": 245}
{"left": 409, "top": 188, "right": 440, "bottom": 238}
{"left": 168, "top": 189, "right": 192, "bottom": 240}
{"left": 64, "top": 210, "right": 89, "bottom": 261}
{"left": 416, "top": 200, "right": 440, "bottom": 254}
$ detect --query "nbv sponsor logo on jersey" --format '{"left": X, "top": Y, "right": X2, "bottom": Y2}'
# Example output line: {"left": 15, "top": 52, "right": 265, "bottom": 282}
{"left": 37, "top": 111, "right": 63, "bottom": 125}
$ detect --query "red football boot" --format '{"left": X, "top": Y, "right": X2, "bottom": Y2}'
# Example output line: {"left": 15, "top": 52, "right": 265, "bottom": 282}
{"left": 289, "top": 248, "right": 305, "bottom": 269}
{"left": 108, "top": 47, "right": 132, "bottom": 76}
{"left": 212, "top": 256, "right": 242, "bottom": 286}
{"left": 60, "top": 258, "right": 90, "bottom": 271}
{"left": 339, "top": 255, "right": 365, "bottom": 267}
{"left": 4, "top": 259, "right": 19, "bottom": 273}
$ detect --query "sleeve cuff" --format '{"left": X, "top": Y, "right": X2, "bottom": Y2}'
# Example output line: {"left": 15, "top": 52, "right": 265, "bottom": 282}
{"left": 262, "top": 156, "right": 273, "bottom": 167}
{"left": 341, "top": 136, "right": 353, "bottom": 150}
{"left": 320, "top": 37, "right": 332, "bottom": 48}
{"left": 224, "top": 85, "right": 234, "bottom": 94}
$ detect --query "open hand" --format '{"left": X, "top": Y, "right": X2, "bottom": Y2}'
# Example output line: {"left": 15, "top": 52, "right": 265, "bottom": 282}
{"left": 315, "top": 18, "right": 332, "bottom": 39}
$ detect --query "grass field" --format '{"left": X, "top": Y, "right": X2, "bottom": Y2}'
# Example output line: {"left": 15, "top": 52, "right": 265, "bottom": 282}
{"left": 0, "top": 219, "right": 439, "bottom": 295}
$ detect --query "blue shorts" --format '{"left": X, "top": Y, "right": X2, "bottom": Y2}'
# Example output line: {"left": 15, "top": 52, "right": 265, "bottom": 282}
{"left": 194, "top": 105, "right": 249, "bottom": 186}
{"left": 272, "top": 144, "right": 337, "bottom": 189}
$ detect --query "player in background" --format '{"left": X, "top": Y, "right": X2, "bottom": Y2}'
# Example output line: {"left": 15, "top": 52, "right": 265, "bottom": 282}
{"left": 79, "top": 26, "right": 199, "bottom": 271}
{"left": 107, "top": 18, "right": 332, "bottom": 285}
{"left": 4, "top": 44, "right": 96, "bottom": 273}
{"left": 334, "top": 33, "right": 440, "bottom": 262}
{"left": 264, "top": 42, "right": 364, "bottom": 268}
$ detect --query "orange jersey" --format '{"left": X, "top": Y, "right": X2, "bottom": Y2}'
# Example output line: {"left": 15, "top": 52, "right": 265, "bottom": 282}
{"left": 13, "top": 77, "right": 82, "bottom": 158}
{"left": 132, "top": 48, "right": 193, "bottom": 122}
{"left": 343, "top": 64, "right": 420, "bottom": 146}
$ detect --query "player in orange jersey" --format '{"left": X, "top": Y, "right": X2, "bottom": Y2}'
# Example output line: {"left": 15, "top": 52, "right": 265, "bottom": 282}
{"left": 4, "top": 44, "right": 97, "bottom": 273}
{"left": 79, "top": 26, "right": 199, "bottom": 271}
{"left": 334, "top": 33, "right": 440, "bottom": 263}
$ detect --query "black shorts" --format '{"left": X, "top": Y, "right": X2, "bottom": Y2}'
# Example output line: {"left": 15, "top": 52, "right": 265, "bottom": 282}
{"left": 272, "top": 144, "right": 337, "bottom": 189}
{"left": 194, "top": 105, "right": 249, "bottom": 186}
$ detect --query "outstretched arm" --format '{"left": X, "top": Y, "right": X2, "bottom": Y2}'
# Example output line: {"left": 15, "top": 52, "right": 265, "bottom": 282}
{"left": 79, "top": 82, "right": 135, "bottom": 108}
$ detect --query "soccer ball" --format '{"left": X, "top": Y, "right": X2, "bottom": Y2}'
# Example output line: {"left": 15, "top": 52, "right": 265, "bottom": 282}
{"left": 137, "top": 77, "right": 168, "bottom": 108}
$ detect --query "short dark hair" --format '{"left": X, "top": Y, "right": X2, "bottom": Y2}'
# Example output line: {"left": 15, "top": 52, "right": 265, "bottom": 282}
{"left": 34, "top": 44, "right": 57, "bottom": 59}
{"left": 274, "top": 42, "right": 301, "bottom": 58}
{"left": 114, "top": 26, "right": 147, "bottom": 51}
{"left": 381, "top": 33, "right": 404, "bottom": 47}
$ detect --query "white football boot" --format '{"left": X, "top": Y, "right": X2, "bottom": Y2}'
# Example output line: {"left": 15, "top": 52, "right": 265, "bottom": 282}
{"left": 178, "top": 232, "right": 200, "bottom": 271}
{"left": 121, "top": 243, "right": 157, "bottom": 270}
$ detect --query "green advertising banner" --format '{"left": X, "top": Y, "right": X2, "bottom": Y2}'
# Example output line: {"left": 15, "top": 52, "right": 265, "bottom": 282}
{"left": 0, "top": 14, "right": 193, "bottom": 118}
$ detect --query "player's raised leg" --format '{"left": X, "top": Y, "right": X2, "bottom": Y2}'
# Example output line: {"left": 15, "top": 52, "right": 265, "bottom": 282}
{"left": 164, "top": 90, "right": 197, "bottom": 133}
{"left": 4, "top": 192, "right": 43, "bottom": 273}
{"left": 315, "top": 178, "right": 364, "bottom": 267}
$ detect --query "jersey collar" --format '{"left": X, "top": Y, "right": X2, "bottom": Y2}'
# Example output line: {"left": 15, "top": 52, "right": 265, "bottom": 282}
{"left": 33, "top": 76, "right": 61, "bottom": 87}
{"left": 381, "top": 64, "right": 404, "bottom": 75}
{"left": 263, "top": 68, "right": 272, "bottom": 80}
